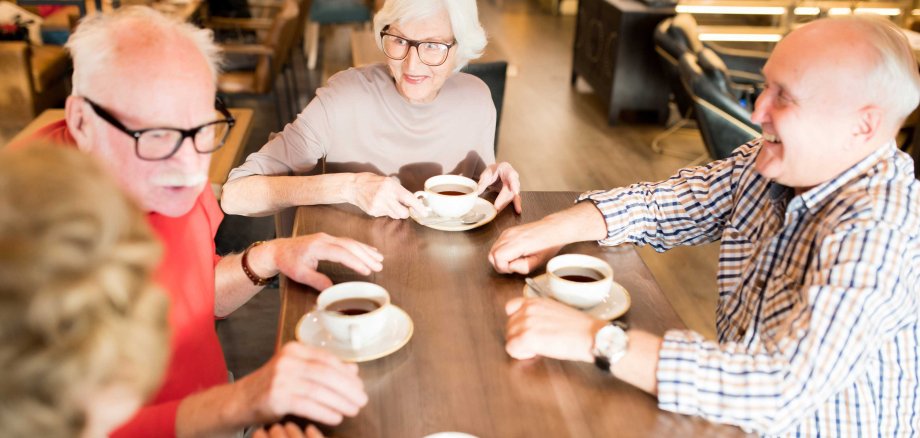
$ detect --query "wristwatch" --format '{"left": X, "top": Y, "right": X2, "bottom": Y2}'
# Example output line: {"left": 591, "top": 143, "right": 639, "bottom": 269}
{"left": 592, "top": 320, "right": 629, "bottom": 373}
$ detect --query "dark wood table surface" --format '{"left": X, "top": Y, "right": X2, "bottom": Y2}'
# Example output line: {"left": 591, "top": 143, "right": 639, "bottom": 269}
{"left": 277, "top": 191, "right": 749, "bottom": 437}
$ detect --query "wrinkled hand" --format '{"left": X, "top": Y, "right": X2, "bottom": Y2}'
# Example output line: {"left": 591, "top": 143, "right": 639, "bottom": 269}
{"left": 505, "top": 297, "right": 607, "bottom": 362}
{"left": 272, "top": 233, "right": 383, "bottom": 289}
{"left": 489, "top": 218, "right": 567, "bottom": 275}
{"left": 351, "top": 173, "right": 426, "bottom": 219}
{"left": 477, "top": 162, "right": 522, "bottom": 214}
{"left": 241, "top": 342, "right": 368, "bottom": 426}
{"left": 254, "top": 423, "right": 324, "bottom": 438}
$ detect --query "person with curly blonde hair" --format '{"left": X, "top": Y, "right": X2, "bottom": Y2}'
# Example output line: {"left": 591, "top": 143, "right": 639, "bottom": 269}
{"left": 0, "top": 144, "right": 169, "bottom": 437}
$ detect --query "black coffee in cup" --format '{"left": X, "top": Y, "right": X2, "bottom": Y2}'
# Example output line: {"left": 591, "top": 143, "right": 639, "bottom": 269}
{"left": 553, "top": 267, "right": 605, "bottom": 283}
{"left": 326, "top": 298, "right": 382, "bottom": 316}
{"left": 430, "top": 184, "right": 472, "bottom": 196}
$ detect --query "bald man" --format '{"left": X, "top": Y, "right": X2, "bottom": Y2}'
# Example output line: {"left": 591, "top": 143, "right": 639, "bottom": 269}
{"left": 491, "top": 16, "right": 920, "bottom": 436}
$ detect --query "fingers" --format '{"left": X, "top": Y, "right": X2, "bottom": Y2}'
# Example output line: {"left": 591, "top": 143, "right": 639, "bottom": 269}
{"left": 397, "top": 188, "right": 428, "bottom": 217}
{"left": 293, "top": 270, "right": 335, "bottom": 291}
{"left": 257, "top": 422, "right": 318, "bottom": 438}
{"left": 493, "top": 186, "right": 515, "bottom": 213}
{"left": 477, "top": 166, "right": 497, "bottom": 195}
{"left": 505, "top": 297, "right": 526, "bottom": 315}
{"left": 512, "top": 193, "right": 523, "bottom": 214}
{"left": 306, "top": 425, "right": 325, "bottom": 438}
{"left": 505, "top": 301, "right": 537, "bottom": 360}
{"left": 272, "top": 343, "right": 368, "bottom": 424}
{"left": 299, "top": 236, "right": 384, "bottom": 276}
{"left": 279, "top": 342, "right": 359, "bottom": 374}
{"left": 328, "top": 237, "right": 384, "bottom": 271}
{"left": 289, "top": 397, "right": 349, "bottom": 425}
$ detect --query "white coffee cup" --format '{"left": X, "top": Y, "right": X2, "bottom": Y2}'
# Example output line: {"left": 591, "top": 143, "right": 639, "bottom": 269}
{"left": 414, "top": 175, "right": 478, "bottom": 218}
{"left": 546, "top": 254, "right": 613, "bottom": 309}
{"left": 317, "top": 282, "right": 391, "bottom": 350}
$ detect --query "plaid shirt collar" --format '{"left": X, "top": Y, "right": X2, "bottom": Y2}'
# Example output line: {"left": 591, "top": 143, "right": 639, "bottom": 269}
{"left": 765, "top": 140, "right": 897, "bottom": 215}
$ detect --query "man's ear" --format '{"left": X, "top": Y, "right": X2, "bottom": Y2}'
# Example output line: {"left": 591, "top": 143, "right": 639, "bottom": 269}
{"left": 65, "top": 95, "right": 93, "bottom": 151}
{"left": 852, "top": 105, "right": 882, "bottom": 146}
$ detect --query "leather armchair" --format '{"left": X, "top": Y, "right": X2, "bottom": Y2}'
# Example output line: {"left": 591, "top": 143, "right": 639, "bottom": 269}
{"left": 0, "top": 41, "right": 70, "bottom": 125}
{"left": 678, "top": 51, "right": 760, "bottom": 160}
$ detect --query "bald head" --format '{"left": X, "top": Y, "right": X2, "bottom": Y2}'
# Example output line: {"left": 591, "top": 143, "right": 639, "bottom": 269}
{"left": 778, "top": 16, "right": 919, "bottom": 127}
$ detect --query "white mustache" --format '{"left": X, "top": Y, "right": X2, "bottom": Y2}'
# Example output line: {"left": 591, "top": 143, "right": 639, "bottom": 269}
{"left": 150, "top": 172, "right": 207, "bottom": 188}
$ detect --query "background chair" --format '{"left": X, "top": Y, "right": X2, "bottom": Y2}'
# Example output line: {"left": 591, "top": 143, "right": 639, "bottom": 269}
{"left": 209, "top": 0, "right": 300, "bottom": 129}
{"left": 305, "top": 0, "right": 370, "bottom": 70}
{"left": 678, "top": 51, "right": 760, "bottom": 160}
{"left": 0, "top": 40, "right": 70, "bottom": 125}
{"left": 653, "top": 14, "right": 768, "bottom": 156}
{"left": 461, "top": 60, "right": 508, "bottom": 152}
{"left": 652, "top": 14, "right": 700, "bottom": 153}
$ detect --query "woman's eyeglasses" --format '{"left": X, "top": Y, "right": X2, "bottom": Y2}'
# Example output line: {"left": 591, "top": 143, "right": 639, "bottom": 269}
{"left": 379, "top": 27, "right": 455, "bottom": 67}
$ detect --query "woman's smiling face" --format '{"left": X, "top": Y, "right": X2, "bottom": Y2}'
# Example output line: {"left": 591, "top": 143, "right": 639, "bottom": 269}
{"left": 384, "top": 8, "right": 457, "bottom": 104}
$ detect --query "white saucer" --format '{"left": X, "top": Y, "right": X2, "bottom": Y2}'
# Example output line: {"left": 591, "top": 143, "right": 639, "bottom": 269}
{"left": 410, "top": 197, "right": 497, "bottom": 231}
{"left": 523, "top": 273, "right": 631, "bottom": 320}
{"left": 295, "top": 305, "right": 413, "bottom": 362}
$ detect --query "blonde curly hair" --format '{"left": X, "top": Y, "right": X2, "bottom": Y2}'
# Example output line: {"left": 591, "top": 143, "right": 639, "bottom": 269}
{"left": 0, "top": 144, "right": 169, "bottom": 436}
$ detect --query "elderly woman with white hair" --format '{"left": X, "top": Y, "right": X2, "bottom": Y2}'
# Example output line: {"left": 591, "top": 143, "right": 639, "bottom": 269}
{"left": 222, "top": 0, "right": 521, "bottom": 220}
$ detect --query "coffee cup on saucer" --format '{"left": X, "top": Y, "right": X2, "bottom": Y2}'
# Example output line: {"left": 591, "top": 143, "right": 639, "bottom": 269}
{"left": 317, "top": 282, "right": 391, "bottom": 350}
{"left": 546, "top": 254, "right": 613, "bottom": 309}
{"left": 414, "top": 175, "right": 478, "bottom": 218}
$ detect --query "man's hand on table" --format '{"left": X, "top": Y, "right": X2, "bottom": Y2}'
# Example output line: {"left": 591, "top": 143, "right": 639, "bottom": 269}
{"left": 477, "top": 162, "right": 523, "bottom": 214}
{"left": 251, "top": 233, "right": 384, "bottom": 290}
{"left": 489, "top": 216, "right": 567, "bottom": 274}
{"left": 505, "top": 297, "right": 607, "bottom": 362}
{"left": 489, "top": 202, "right": 608, "bottom": 275}
{"left": 349, "top": 173, "right": 427, "bottom": 219}
{"left": 239, "top": 343, "right": 368, "bottom": 426}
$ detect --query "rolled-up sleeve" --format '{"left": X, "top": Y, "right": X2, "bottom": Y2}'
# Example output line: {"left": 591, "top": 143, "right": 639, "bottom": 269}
{"left": 577, "top": 145, "right": 756, "bottom": 251}
{"left": 227, "top": 92, "right": 331, "bottom": 182}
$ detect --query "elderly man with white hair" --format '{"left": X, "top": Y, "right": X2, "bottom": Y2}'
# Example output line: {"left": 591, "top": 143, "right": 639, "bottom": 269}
{"left": 491, "top": 16, "right": 920, "bottom": 436}
{"left": 222, "top": 0, "right": 522, "bottom": 220}
{"left": 18, "top": 7, "right": 380, "bottom": 437}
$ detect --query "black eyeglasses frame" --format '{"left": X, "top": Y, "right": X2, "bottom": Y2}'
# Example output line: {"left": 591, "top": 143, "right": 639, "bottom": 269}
{"left": 83, "top": 97, "right": 236, "bottom": 161}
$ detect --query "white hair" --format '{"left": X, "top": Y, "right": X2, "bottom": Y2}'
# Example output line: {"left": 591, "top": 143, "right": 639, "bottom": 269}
{"left": 66, "top": 6, "right": 222, "bottom": 96}
{"left": 373, "top": 0, "right": 487, "bottom": 71}
{"left": 835, "top": 16, "right": 920, "bottom": 125}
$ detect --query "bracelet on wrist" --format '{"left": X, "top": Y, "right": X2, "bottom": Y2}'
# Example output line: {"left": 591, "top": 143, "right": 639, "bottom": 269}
{"left": 241, "top": 241, "right": 275, "bottom": 286}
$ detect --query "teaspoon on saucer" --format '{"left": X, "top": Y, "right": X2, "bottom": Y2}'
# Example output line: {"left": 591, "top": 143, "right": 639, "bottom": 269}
{"left": 422, "top": 211, "right": 485, "bottom": 225}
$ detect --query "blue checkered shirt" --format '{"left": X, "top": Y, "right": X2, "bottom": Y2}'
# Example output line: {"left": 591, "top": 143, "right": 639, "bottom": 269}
{"left": 580, "top": 139, "right": 919, "bottom": 436}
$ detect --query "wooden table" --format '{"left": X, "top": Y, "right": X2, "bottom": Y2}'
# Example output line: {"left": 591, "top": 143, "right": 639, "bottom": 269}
{"left": 277, "top": 191, "right": 749, "bottom": 437}
{"left": 6, "top": 107, "right": 253, "bottom": 198}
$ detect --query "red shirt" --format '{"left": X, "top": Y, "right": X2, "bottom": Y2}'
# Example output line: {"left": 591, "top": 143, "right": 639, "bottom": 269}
{"left": 22, "top": 120, "right": 229, "bottom": 437}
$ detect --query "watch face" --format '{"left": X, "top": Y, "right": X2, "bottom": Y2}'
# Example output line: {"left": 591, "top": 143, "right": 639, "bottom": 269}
{"left": 593, "top": 324, "right": 628, "bottom": 366}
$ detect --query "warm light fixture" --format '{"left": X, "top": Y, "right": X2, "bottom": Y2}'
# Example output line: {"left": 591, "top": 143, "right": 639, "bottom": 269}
{"left": 793, "top": 6, "right": 820, "bottom": 15}
{"left": 853, "top": 7, "right": 901, "bottom": 15}
{"left": 675, "top": 4, "right": 786, "bottom": 14}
